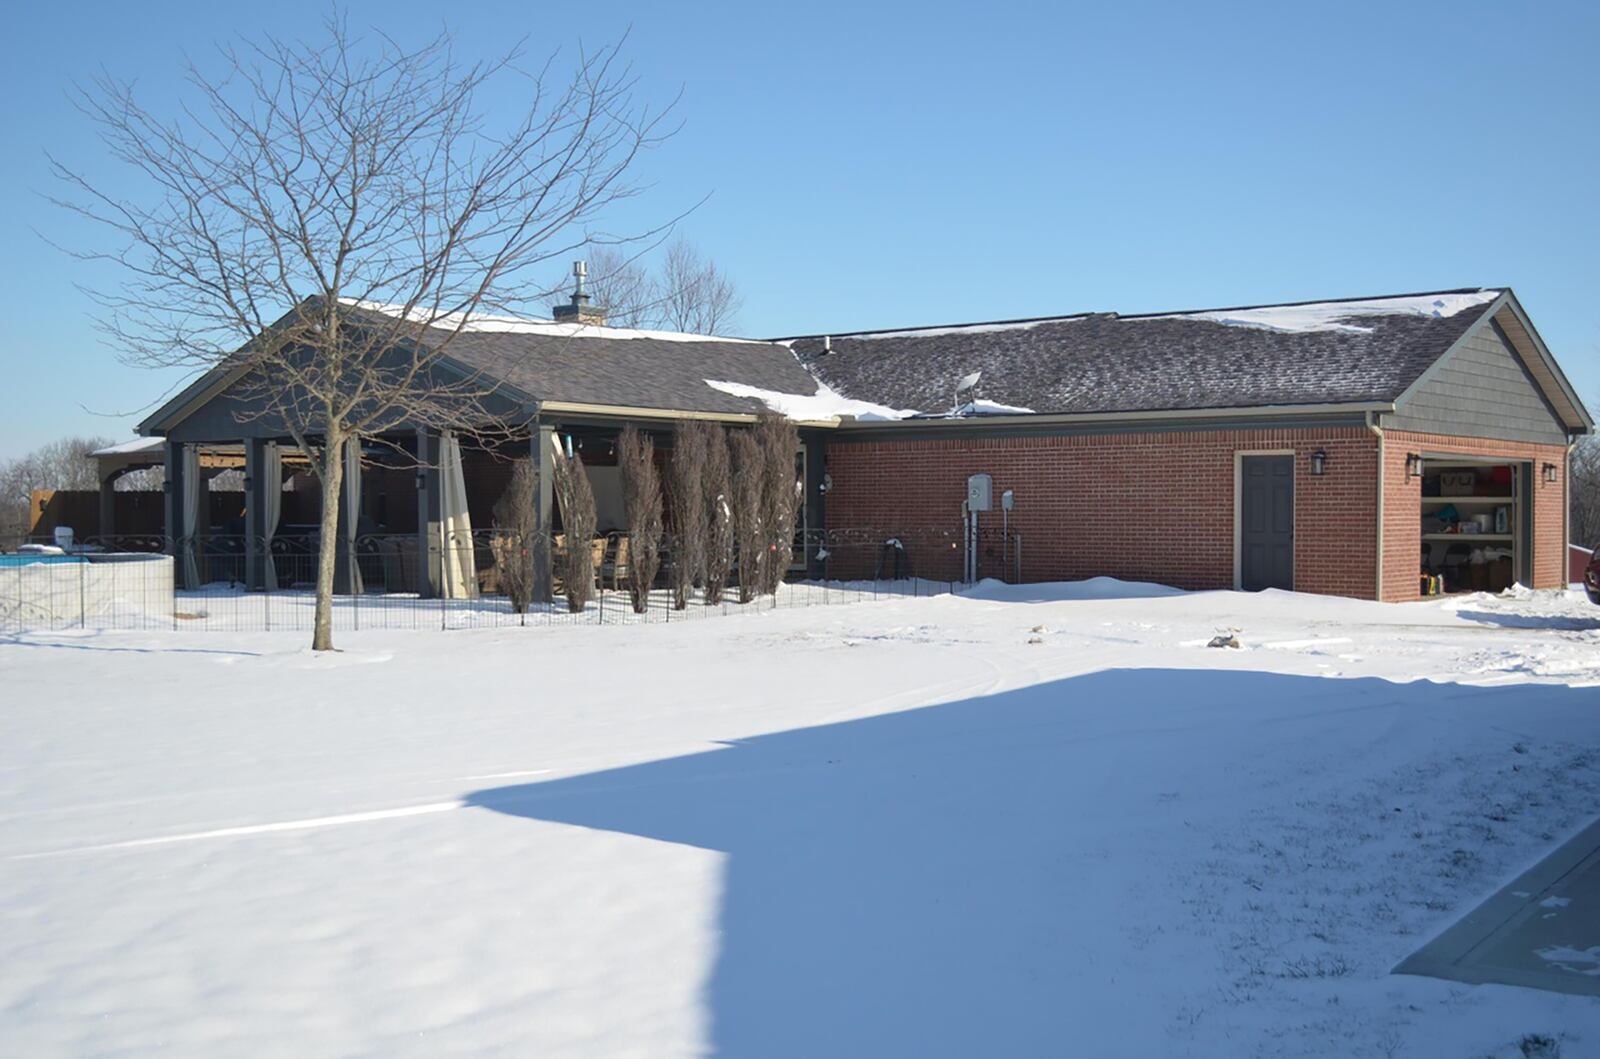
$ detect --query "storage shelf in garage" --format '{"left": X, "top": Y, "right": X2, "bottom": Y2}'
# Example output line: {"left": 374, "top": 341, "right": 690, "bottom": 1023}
{"left": 1421, "top": 533, "right": 1513, "bottom": 542}
{"left": 1421, "top": 497, "right": 1514, "bottom": 505}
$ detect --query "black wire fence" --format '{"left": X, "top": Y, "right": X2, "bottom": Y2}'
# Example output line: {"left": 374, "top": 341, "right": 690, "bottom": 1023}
{"left": 1, "top": 527, "right": 1022, "bottom": 634}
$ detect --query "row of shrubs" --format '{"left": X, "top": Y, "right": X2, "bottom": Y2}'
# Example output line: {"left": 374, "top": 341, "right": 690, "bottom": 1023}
{"left": 494, "top": 414, "right": 802, "bottom": 614}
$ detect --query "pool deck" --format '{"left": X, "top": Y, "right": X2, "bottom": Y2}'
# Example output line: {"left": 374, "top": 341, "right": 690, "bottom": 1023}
{"left": 1396, "top": 816, "right": 1600, "bottom": 997}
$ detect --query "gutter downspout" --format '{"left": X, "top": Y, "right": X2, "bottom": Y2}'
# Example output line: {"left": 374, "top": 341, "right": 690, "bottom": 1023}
{"left": 1367, "top": 411, "right": 1385, "bottom": 602}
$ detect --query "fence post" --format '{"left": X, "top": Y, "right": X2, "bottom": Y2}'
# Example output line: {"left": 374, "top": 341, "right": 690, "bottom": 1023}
{"left": 78, "top": 557, "right": 86, "bottom": 629}
{"left": 352, "top": 542, "right": 360, "bottom": 634}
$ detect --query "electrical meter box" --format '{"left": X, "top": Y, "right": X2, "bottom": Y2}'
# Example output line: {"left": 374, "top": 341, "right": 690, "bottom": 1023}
{"left": 966, "top": 473, "right": 993, "bottom": 512}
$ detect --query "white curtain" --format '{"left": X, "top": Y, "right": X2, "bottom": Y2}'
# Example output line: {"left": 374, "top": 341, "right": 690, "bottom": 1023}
{"left": 344, "top": 437, "right": 364, "bottom": 594}
{"left": 181, "top": 445, "right": 202, "bottom": 590}
{"left": 263, "top": 443, "right": 282, "bottom": 591}
{"left": 439, "top": 433, "right": 477, "bottom": 599}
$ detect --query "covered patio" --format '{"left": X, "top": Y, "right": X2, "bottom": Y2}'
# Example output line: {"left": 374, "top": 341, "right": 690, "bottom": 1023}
{"left": 148, "top": 413, "right": 829, "bottom": 603}
{"left": 136, "top": 294, "right": 838, "bottom": 603}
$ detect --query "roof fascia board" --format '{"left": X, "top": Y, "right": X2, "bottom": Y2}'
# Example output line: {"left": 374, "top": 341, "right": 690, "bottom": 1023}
{"left": 1493, "top": 291, "right": 1592, "bottom": 431}
{"left": 1387, "top": 290, "right": 1590, "bottom": 434}
{"left": 836, "top": 414, "right": 1376, "bottom": 443}
{"left": 835, "top": 401, "right": 1395, "bottom": 433}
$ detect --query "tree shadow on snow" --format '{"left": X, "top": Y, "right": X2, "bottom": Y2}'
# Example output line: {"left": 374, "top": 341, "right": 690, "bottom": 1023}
{"left": 466, "top": 668, "right": 1589, "bottom": 1057}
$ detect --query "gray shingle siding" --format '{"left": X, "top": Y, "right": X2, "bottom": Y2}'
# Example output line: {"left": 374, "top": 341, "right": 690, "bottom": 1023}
{"left": 1388, "top": 320, "right": 1569, "bottom": 444}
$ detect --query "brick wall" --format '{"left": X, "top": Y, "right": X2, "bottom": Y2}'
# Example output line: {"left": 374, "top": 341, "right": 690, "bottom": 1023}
{"left": 1379, "top": 431, "right": 1569, "bottom": 601}
{"left": 823, "top": 427, "right": 1380, "bottom": 597}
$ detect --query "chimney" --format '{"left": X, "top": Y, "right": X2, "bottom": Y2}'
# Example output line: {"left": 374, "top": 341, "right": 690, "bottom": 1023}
{"left": 552, "top": 260, "right": 608, "bottom": 326}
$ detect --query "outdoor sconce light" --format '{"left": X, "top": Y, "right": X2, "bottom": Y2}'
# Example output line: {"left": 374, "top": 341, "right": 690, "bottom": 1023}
{"left": 415, "top": 470, "right": 426, "bottom": 490}
{"left": 1310, "top": 449, "right": 1327, "bottom": 476}
{"left": 1544, "top": 462, "right": 1559, "bottom": 484}
{"left": 1406, "top": 453, "right": 1424, "bottom": 480}
{"left": 819, "top": 472, "right": 833, "bottom": 494}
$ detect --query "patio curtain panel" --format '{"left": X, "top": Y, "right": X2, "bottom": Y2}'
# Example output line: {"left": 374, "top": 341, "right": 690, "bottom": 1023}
{"left": 439, "top": 433, "right": 477, "bottom": 599}
{"left": 180, "top": 445, "right": 201, "bottom": 590}
{"left": 263, "top": 443, "right": 282, "bottom": 590}
{"left": 344, "top": 437, "right": 363, "bottom": 594}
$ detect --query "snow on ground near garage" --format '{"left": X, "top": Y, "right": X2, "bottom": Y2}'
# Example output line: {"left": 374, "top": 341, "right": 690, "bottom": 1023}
{"left": 2, "top": 581, "right": 1598, "bottom": 1058}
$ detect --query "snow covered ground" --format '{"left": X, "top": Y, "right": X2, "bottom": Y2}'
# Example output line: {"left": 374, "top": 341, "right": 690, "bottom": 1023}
{"left": 2, "top": 581, "right": 1598, "bottom": 1057}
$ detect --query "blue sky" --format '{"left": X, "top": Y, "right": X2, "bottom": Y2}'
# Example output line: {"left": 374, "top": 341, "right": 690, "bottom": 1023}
{"left": 1, "top": 0, "right": 1595, "bottom": 459}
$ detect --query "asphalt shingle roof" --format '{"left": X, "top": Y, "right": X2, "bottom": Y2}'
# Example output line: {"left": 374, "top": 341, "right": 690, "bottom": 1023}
{"left": 781, "top": 289, "right": 1506, "bottom": 416}
{"left": 441, "top": 328, "right": 820, "bottom": 415}
{"left": 339, "top": 303, "right": 822, "bottom": 417}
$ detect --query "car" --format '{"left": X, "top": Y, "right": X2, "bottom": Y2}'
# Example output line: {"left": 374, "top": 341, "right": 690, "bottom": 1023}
{"left": 1586, "top": 549, "right": 1600, "bottom": 605}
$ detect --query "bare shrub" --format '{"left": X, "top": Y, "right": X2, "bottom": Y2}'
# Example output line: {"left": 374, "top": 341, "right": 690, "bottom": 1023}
{"left": 491, "top": 457, "right": 536, "bottom": 613}
{"left": 552, "top": 447, "right": 597, "bottom": 613}
{"left": 666, "top": 423, "right": 709, "bottom": 609}
{"left": 729, "top": 429, "right": 764, "bottom": 603}
{"left": 618, "top": 427, "right": 662, "bottom": 613}
{"left": 755, "top": 413, "right": 801, "bottom": 594}
{"left": 702, "top": 423, "right": 733, "bottom": 605}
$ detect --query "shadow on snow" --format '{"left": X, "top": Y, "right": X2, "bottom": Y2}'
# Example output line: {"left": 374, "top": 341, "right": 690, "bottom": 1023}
{"left": 466, "top": 667, "right": 1591, "bottom": 1057}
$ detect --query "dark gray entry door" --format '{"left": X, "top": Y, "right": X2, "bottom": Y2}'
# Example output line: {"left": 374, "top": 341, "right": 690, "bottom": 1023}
{"left": 1240, "top": 456, "right": 1294, "bottom": 591}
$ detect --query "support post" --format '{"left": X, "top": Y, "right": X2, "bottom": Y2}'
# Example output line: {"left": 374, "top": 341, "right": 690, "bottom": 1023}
{"left": 243, "top": 438, "right": 267, "bottom": 590}
{"left": 531, "top": 422, "right": 554, "bottom": 605}
{"left": 163, "top": 440, "right": 184, "bottom": 556}
{"left": 415, "top": 429, "right": 442, "bottom": 598}
{"left": 802, "top": 430, "right": 827, "bottom": 578}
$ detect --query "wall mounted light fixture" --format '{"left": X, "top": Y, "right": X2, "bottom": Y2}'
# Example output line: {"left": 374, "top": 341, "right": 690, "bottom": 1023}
{"left": 1544, "top": 462, "right": 1559, "bottom": 484}
{"left": 1310, "top": 449, "right": 1327, "bottom": 476}
{"left": 1405, "top": 453, "right": 1424, "bottom": 479}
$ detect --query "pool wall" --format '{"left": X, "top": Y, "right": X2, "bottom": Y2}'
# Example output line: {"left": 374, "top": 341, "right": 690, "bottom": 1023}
{"left": 0, "top": 553, "right": 174, "bottom": 630}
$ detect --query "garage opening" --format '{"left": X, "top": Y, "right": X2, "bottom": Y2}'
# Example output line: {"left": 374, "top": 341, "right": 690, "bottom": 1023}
{"left": 1418, "top": 458, "right": 1530, "bottom": 596}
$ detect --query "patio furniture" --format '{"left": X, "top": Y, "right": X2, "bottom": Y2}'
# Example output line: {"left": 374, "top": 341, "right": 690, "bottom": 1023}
{"left": 604, "top": 535, "right": 631, "bottom": 591}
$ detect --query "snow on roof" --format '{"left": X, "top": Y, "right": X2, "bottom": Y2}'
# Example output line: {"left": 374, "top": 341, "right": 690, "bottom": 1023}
{"left": 703, "top": 379, "right": 917, "bottom": 422}
{"left": 954, "top": 399, "right": 1035, "bottom": 416}
{"left": 833, "top": 317, "right": 1079, "bottom": 342}
{"left": 91, "top": 438, "right": 165, "bottom": 457}
{"left": 1131, "top": 290, "right": 1503, "bottom": 335}
{"left": 343, "top": 299, "right": 772, "bottom": 346}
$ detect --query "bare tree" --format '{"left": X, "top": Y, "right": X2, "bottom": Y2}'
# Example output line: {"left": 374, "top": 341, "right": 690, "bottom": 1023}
{"left": 665, "top": 422, "right": 708, "bottom": 608}
{"left": 617, "top": 427, "right": 662, "bottom": 613}
{"left": 657, "top": 236, "right": 741, "bottom": 335}
{"left": 1572, "top": 433, "right": 1600, "bottom": 551}
{"left": 551, "top": 447, "right": 598, "bottom": 612}
{"left": 52, "top": 19, "right": 671, "bottom": 649}
{"left": 755, "top": 413, "right": 801, "bottom": 594}
{"left": 582, "top": 245, "right": 654, "bottom": 329}
{"left": 0, "top": 435, "right": 113, "bottom": 547}
{"left": 491, "top": 458, "right": 537, "bottom": 614}
{"left": 729, "top": 428, "right": 764, "bottom": 603}
{"left": 701, "top": 422, "right": 733, "bottom": 605}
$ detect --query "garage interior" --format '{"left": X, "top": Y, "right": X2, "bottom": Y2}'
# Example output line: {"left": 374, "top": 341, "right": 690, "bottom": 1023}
{"left": 1418, "top": 457, "right": 1530, "bottom": 596}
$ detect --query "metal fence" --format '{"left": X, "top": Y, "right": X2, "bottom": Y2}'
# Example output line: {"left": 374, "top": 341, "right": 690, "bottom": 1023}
{"left": 2, "top": 527, "right": 1021, "bottom": 634}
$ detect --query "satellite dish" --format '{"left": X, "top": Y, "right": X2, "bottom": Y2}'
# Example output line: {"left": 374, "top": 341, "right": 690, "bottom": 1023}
{"left": 956, "top": 371, "right": 981, "bottom": 392}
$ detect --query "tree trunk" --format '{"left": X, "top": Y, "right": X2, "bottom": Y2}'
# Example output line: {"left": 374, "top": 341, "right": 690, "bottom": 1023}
{"left": 311, "top": 437, "right": 345, "bottom": 651}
